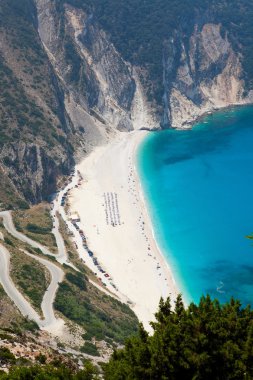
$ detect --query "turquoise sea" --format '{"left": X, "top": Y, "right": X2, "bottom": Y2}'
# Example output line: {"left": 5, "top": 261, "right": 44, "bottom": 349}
{"left": 137, "top": 105, "right": 253, "bottom": 305}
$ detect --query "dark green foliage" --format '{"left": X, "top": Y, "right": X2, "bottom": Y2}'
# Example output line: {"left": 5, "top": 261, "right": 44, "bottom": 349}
{"left": 0, "top": 333, "right": 13, "bottom": 341}
{"left": 0, "top": 348, "right": 16, "bottom": 366}
{"left": 65, "top": 272, "right": 87, "bottom": 291}
{"left": 16, "top": 263, "right": 47, "bottom": 310}
{"left": 0, "top": 363, "right": 99, "bottom": 379}
{"left": 80, "top": 342, "right": 100, "bottom": 357}
{"left": 26, "top": 223, "right": 51, "bottom": 234}
{"left": 0, "top": 54, "right": 49, "bottom": 139}
{"left": 64, "top": 37, "right": 82, "bottom": 84}
{"left": 18, "top": 318, "right": 39, "bottom": 333}
{"left": 54, "top": 277, "right": 139, "bottom": 344}
{"left": 15, "top": 200, "right": 29, "bottom": 210}
{"left": 36, "top": 353, "right": 47, "bottom": 364}
{"left": 4, "top": 237, "right": 14, "bottom": 246}
{"left": 104, "top": 295, "right": 253, "bottom": 380}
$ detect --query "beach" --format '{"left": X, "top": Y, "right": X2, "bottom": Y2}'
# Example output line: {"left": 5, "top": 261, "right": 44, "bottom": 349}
{"left": 69, "top": 130, "right": 179, "bottom": 329}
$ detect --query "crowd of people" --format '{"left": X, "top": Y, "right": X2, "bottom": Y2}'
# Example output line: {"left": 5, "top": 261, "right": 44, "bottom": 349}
{"left": 127, "top": 157, "right": 169, "bottom": 284}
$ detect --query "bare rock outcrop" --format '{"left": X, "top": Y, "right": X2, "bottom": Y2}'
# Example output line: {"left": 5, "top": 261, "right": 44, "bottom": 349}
{"left": 163, "top": 24, "right": 253, "bottom": 129}
{"left": 35, "top": 0, "right": 158, "bottom": 145}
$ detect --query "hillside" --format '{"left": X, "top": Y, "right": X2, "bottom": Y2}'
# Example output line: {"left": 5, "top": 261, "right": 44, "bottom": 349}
{"left": 0, "top": 0, "right": 253, "bottom": 377}
{"left": 0, "top": 173, "right": 139, "bottom": 373}
{"left": 0, "top": 0, "right": 76, "bottom": 205}
{"left": 1, "top": 296, "right": 253, "bottom": 379}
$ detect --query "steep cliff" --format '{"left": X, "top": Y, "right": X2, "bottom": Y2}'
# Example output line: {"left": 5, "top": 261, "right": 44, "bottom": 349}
{"left": 163, "top": 23, "right": 253, "bottom": 128}
{"left": 0, "top": 0, "right": 75, "bottom": 205}
{"left": 35, "top": 0, "right": 158, "bottom": 141}
{"left": 35, "top": 0, "right": 253, "bottom": 132}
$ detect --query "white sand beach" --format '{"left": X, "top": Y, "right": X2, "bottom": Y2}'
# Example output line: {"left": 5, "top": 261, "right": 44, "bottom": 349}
{"left": 69, "top": 130, "right": 179, "bottom": 330}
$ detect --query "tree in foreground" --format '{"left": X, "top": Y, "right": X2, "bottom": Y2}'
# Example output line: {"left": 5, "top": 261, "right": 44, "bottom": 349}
{"left": 104, "top": 295, "right": 253, "bottom": 380}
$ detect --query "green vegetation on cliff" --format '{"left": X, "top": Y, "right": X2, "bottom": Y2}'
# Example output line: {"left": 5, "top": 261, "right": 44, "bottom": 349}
{"left": 0, "top": 0, "right": 61, "bottom": 142}
{"left": 0, "top": 0, "right": 75, "bottom": 204}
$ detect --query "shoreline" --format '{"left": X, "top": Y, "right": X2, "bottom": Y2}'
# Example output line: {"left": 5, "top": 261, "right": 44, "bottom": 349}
{"left": 132, "top": 135, "right": 180, "bottom": 298}
{"left": 179, "top": 102, "right": 253, "bottom": 130}
{"left": 136, "top": 144, "right": 191, "bottom": 307}
{"left": 68, "top": 130, "right": 179, "bottom": 330}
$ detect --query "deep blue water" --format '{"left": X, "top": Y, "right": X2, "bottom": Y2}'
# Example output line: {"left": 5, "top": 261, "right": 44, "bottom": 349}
{"left": 137, "top": 106, "right": 253, "bottom": 305}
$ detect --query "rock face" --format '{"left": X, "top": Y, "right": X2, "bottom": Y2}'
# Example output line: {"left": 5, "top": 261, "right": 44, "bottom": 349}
{"left": 0, "top": 0, "right": 76, "bottom": 205}
{"left": 36, "top": 2, "right": 253, "bottom": 136}
{"left": 0, "top": 142, "right": 71, "bottom": 202}
{"left": 35, "top": 0, "right": 159, "bottom": 145}
{"left": 163, "top": 24, "right": 253, "bottom": 129}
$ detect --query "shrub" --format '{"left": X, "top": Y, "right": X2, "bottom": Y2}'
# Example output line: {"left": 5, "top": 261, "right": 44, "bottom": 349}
{"left": 80, "top": 342, "right": 100, "bottom": 357}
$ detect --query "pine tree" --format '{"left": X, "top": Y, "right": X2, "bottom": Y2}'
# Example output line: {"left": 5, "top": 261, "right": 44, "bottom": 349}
{"left": 104, "top": 296, "right": 253, "bottom": 380}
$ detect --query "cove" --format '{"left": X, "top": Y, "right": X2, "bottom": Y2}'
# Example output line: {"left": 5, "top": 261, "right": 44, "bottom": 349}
{"left": 137, "top": 105, "right": 253, "bottom": 305}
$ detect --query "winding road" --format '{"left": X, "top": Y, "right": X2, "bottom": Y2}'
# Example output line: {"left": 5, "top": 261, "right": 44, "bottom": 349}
{"left": 0, "top": 210, "right": 69, "bottom": 266}
{"left": 0, "top": 243, "right": 41, "bottom": 326}
{"left": 0, "top": 211, "right": 65, "bottom": 334}
{"left": 51, "top": 201, "right": 78, "bottom": 270}
{"left": 21, "top": 249, "right": 64, "bottom": 332}
{"left": 0, "top": 170, "right": 122, "bottom": 334}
